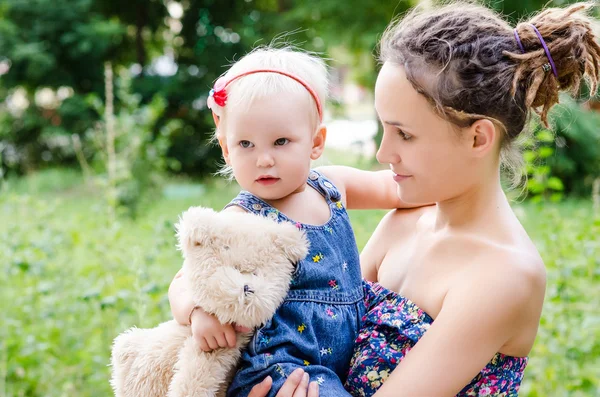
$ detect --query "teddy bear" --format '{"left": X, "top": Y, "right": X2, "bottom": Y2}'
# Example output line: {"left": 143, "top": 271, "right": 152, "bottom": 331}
{"left": 110, "top": 206, "right": 308, "bottom": 397}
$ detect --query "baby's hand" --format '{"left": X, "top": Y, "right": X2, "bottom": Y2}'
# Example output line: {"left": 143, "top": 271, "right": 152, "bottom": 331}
{"left": 190, "top": 307, "right": 237, "bottom": 352}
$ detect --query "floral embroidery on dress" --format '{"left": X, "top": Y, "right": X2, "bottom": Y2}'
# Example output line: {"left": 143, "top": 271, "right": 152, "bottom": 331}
{"left": 320, "top": 347, "right": 333, "bottom": 356}
{"left": 326, "top": 307, "right": 337, "bottom": 319}
{"left": 275, "top": 364, "right": 286, "bottom": 378}
{"left": 264, "top": 353, "right": 273, "bottom": 365}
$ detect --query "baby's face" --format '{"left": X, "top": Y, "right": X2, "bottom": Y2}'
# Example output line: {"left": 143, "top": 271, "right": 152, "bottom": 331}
{"left": 221, "top": 91, "right": 322, "bottom": 201}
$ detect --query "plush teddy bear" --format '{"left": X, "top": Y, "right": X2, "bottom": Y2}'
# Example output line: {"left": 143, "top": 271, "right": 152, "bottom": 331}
{"left": 110, "top": 206, "right": 308, "bottom": 397}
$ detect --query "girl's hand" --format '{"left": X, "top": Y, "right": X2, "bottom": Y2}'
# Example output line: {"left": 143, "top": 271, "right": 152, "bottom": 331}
{"left": 248, "top": 368, "right": 319, "bottom": 397}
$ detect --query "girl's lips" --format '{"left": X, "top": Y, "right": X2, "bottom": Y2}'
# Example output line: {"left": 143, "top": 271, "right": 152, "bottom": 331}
{"left": 256, "top": 177, "right": 280, "bottom": 186}
{"left": 393, "top": 173, "right": 411, "bottom": 182}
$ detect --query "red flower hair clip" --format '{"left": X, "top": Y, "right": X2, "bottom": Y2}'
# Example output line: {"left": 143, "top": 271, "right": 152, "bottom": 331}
{"left": 209, "top": 78, "right": 228, "bottom": 107}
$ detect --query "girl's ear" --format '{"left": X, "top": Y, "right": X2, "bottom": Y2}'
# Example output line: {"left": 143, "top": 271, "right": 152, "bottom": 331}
{"left": 468, "top": 119, "right": 497, "bottom": 158}
{"left": 310, "top": 125, "right": 327, "bottom": 160}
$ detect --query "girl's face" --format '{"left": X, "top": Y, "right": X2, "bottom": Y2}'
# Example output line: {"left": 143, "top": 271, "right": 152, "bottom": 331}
{"left": 219, "top": 91, "right": 325, "bottom": 201}
{"left": 374, "top": 62, "right": 486, "bottom": 205}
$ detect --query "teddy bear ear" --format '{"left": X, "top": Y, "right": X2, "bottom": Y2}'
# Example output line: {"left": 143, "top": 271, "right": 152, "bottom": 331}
{"left": 175, "top": 207, "right": 216, "bottom": 254}
{"left": 272, "top": 224, "right": 309, "bottom": 263}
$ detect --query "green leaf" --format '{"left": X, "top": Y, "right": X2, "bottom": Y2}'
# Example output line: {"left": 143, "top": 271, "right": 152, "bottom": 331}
{"left": 538, "top": 147, "right": 555, "bottom": 159}
{"left": 527, "top": 178, "right": 545, "bottom": 194}
{"left": 547, "top": 177, "right": 565, "bottom": 191}
{"left": 524, "top": 150, "right": 537, "bottom": 163}
{"left": 536, "top": 129, "right": 555, "bottom": 143}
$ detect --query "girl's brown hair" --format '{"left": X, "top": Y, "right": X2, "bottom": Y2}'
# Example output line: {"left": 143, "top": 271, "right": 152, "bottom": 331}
{"left": 380, "top": 2, "right": 600, "bottom": 176}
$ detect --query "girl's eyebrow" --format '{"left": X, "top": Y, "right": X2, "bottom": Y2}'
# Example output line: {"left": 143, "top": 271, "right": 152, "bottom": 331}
{"left": 384, "top": 120, "right": 407, "bottom": 127}
{"left": 383, "top": 119, "right": 412, "bottom": 132}
{"left": 375, "top": 111, "right": 411, "bottom": 129}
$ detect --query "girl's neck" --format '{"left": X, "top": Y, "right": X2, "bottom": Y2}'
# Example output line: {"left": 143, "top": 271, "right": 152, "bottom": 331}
{"left": 433, "top": 175, "right": 514, "bottom": 234}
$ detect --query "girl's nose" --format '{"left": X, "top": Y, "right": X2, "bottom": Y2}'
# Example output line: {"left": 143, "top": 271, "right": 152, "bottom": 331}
{"left": 376, "top": 132, "right": 401, "bottom": 165}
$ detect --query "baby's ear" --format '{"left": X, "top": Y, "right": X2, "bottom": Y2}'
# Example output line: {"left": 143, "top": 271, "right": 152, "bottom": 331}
{"left": 175, "top": 207, "right": 217, "bottom": 254}
{"left": 272, "top": 224, "right": 309, "bottom": 263}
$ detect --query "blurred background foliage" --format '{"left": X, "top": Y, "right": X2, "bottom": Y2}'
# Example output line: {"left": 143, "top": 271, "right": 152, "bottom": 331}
{"left": 1, "top": 0, "right": 598, "bottom": 205}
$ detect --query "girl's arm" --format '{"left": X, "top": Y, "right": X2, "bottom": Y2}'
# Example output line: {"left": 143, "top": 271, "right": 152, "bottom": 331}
{"left": 317, "top": 165, "right": 412, "bottom": 210}
{"left": 373, "top": 255, "right": 545, "bottom": 396}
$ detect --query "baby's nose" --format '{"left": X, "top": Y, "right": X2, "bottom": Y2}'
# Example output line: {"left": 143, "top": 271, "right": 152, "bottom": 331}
{"left": 256, "top": 152, "right": 275, "bottom": 168}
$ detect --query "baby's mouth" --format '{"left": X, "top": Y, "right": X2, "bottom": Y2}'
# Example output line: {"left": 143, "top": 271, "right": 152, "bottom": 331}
{"left": 256, "top": 176, "right": 280, "bottom": 186}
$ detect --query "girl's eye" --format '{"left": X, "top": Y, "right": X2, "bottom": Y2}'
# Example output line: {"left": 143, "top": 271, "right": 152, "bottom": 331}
{"left": 239, "top": 140, "right": 254, "bottom": 148}
{"left": 274, "top": 138, "right": 289, "bottom": 146}
{"left": 398, "top": 129, "right": 412, "bottom": 141}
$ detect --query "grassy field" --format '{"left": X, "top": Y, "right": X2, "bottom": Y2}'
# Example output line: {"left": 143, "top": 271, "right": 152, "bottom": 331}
{"left": 1, "top": 168, "right": 599, "bottom": 396}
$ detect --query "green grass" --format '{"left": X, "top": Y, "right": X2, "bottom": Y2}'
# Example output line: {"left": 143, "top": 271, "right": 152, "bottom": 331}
{"left": 1, "top": 168, "right": 598, "bottom": 396}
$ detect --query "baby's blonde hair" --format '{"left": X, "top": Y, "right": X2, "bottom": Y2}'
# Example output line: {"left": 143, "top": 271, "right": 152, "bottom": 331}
{"left": 209, "top": 46, "right": 329, "bottom": 179}
{"left": 210, "top": 46, "right": 329, "bottom": 140}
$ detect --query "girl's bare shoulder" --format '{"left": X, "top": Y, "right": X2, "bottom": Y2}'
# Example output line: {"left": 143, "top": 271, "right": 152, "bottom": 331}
{"left": 378, "top": 205, "right": 434, "bottom": 234}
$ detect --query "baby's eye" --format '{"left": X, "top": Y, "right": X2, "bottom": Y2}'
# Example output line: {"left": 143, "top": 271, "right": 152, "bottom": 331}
{"left": 274, "top": 138, "right": 289, "bottom": 146}
{"left": 239, "top": 140, "right": 254, "bottom": 148}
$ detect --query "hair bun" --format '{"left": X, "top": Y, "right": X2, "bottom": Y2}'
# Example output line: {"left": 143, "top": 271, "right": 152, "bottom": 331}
{"left": 509, "top": 2, "right": 600, "bottom": 126}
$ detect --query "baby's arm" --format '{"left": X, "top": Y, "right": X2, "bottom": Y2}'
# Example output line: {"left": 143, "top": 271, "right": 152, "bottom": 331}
{"left": 168, "top": 268, "right": 237, "bottom": 350}
{"left": 168, "top": 268, "right": 194, "bottom": 325}
{"left": 316, "top": 165, "right": 412, "bottom": 210}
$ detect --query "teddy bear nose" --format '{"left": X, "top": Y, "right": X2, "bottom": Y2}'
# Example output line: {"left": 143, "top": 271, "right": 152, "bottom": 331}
{"left": 243, "top": 285, "right": 254, "bottom": 295}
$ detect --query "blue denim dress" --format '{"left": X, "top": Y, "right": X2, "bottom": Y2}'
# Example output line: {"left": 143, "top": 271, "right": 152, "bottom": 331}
{"left": 226, "top": 170, "right": 364, "bottom": 397}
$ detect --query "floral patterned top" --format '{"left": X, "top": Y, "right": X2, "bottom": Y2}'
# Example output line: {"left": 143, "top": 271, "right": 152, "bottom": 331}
{"left": 345, "top": 281, "right": 529, "bottom": 396}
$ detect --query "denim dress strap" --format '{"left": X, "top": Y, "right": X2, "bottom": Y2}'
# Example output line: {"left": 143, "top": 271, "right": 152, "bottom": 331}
{"left": 223, "top": 191, "right": 284, "bottom": 222}
{"left": 307, "top": 169, "right": 342, "bottom": 204}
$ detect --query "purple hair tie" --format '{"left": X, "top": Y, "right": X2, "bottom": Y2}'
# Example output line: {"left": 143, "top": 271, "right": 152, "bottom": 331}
{"left": 529, "top": 24, "right": 558, "bottom": 77}
{"left": 513, "top": 24, "right": 558, "bottom": 78}
{"left": 513, "top": 28, "right": 525, "bottom": 53}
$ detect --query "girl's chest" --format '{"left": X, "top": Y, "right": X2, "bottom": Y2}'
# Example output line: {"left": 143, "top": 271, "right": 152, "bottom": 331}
{"left": 376, "top": 234, "right": 466, "bottom": 320}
